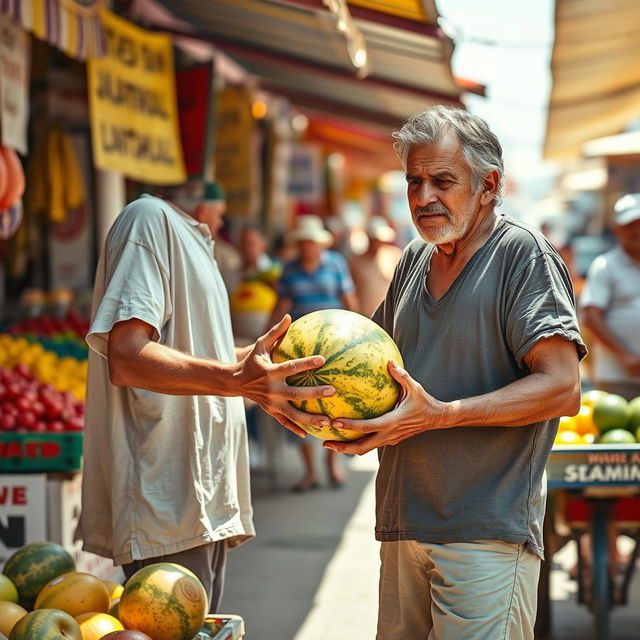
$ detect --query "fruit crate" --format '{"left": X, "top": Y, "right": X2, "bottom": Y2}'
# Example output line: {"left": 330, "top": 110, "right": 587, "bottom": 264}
{"left": 194, "top": 614, "right": 245, "bottom": 640}
{"left": 0, "top": 432, "right": 83, "bottom": 473}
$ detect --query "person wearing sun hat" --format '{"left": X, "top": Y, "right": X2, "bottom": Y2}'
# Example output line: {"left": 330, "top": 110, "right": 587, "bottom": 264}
{"left": 581, "top": 192, "right": 640, "bottom": 401}
{"left": 268, "top": 214, "right": 358, "bottom": 491}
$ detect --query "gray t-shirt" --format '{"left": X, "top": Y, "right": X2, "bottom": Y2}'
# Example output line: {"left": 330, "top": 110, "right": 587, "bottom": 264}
{"left": 372, "top": 215, "right": 587, "bottom": 558}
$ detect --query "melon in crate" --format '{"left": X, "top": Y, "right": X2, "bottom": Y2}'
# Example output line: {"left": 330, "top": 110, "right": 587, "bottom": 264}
{"left": 117, "top": 563, "right": 207, "bottom": 640}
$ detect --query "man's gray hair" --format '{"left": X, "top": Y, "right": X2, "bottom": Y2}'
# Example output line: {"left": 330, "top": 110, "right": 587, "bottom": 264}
{"left": 392, "top": 106, "right": 505, "bottom": 207}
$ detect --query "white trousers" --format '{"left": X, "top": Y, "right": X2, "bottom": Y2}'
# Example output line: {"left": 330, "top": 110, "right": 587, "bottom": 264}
{"left": 377, "top": 539, "right": 540, "bottom": 640}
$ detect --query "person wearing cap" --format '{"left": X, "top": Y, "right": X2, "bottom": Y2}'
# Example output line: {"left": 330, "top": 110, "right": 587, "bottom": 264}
{"left": 581, "top": 193, "right": 640, "bottom": 399}
{"left": 77, "top": 187, "right": 336, "bottom": 610}
{"left": 199, "top": 181, "right": 243, "bottom": 294}
{"left": 322, "top": 106, "right": 586, "bottom": 640}
{"left": 268, "top": 214, "right": 358, "bottom": 491}
{"left": 348, "top": 216, "right": 402, "bottom": 318}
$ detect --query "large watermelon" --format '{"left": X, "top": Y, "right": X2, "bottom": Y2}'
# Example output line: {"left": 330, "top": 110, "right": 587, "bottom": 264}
{"left": 117, "top": 563, "right": 207, "bottom": 640}
{"left": 272, "top": 309, "right": 404, "bottom": 441}
{"left": 9, "top": 609, "right": 82, "bottom": 640}
{"left": 2, "top": 542, "right": 75, "bottom": 610}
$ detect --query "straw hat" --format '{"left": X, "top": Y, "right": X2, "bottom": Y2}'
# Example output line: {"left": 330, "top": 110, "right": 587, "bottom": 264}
{"left": 366, "top": 216, "right": 396, "bottom": 243}
{"left": 287, "top": 215, "right": 333, "bottom": 245}
{"left": 614, "top": 193, "right": 640, "bottom": 226}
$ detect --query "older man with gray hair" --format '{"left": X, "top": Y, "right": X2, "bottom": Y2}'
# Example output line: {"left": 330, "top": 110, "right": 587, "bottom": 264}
{"left": 324, "top": 106, "right": 587, "bottom": 639}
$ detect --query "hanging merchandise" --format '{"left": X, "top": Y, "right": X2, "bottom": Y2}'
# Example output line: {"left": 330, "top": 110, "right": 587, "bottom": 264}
{"left": 0, "top": 146, "right": 25, "bottom": 209}
{"left": 27, "top": 126, "right": 85, "bottom": 225}
{"left": 0, "top": 199, "right": 22, "bottom": 239}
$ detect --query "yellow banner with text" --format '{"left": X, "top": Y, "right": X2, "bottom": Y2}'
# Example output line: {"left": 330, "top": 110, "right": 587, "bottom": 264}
{"left": 87, "top": 9, "right": 185, "bottom": 184}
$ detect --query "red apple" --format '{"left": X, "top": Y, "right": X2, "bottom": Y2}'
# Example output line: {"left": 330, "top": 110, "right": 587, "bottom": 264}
{"left": 48, "top": 420, "right": 65, "bottom": 433}
{"left": 65, "top": 416, "right": 84, "bottom": 432}
{"left": 101, "top": 632, "right": 153, "bottom": 640}
{"left": 0, "top": 413, "right": 17, "bottom": 431}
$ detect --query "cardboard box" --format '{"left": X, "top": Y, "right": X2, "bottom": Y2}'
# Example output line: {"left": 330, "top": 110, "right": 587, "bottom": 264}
{"left": 0, "top": 472, "right": 122, "bottom": 582}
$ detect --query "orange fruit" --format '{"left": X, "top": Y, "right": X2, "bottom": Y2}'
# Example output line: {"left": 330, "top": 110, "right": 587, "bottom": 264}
{"left": 75, "top": 612, "right": 123, "bottom": 639}
{"left": 574, "top": 405, "right": 599, "bottom": 437}
{"left": 558, "top": 415, "right": 576, "bottom": 433}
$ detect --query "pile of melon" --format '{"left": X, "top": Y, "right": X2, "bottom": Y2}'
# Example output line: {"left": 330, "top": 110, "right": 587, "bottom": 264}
{"left": 0, "top": 542, "right": 220, "bottom": 640}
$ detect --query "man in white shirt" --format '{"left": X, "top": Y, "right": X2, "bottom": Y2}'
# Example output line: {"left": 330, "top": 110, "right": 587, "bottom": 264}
{"left": 77, "top": 185, "right": 335, "bottom": 610}
{"left": 581, "top": 193, "right": 640, "bottom": 401}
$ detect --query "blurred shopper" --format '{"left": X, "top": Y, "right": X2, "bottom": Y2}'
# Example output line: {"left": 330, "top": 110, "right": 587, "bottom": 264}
{"left": 348, "top": 217, "right": 402, "bottom": 317}
{"left": 323, "top": 106, "right": 586, "bottom": 640}
{"left": 239, "top": 223, "right": 280, "bottom": 286}
{"left": 581, "top": 193, "right": 640, "bottom": 401}
{"left": 201, "top": 182, "right": 242, "bottom": 293}
{"left": 269, "top": 215, "right": 358, "bottom": 491}
{"left": 77, "top": 187, "right": 335, "bottom": 610}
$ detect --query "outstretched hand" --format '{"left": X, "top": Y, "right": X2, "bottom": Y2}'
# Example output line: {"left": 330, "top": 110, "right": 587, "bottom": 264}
{"left": 236, "top": 315, "right": 335, "bottom": 436}
{"left": 323, "top": 360, "right": 449, "bottom": 455}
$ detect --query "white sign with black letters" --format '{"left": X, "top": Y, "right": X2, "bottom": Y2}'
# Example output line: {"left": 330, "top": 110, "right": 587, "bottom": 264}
{"left": 0, "top": 474, "right": 47, "bottom": 566}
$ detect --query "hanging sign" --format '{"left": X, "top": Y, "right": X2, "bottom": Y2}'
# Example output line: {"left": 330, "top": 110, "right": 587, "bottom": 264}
{"left": 0, "top": 14, "right": 30, "bottom": 154}
{"left": 87, "top": 9, "right": 185, "bottom": 184}
{"left": 214, "top": 86, "right": 256, "bottom": 216}
{"left": 176, "top": 63, "right": 215, "bottom": 179}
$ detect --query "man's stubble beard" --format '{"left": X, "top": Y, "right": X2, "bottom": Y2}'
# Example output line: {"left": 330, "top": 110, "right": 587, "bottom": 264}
{"left": 413, "top": 202, "right": 474, "bottom": 246}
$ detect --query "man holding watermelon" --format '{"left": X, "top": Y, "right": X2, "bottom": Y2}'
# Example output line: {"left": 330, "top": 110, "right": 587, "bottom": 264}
{"left": 324, "top": 106, "right": 587, "bottom": 639}
{"left": 78, "top": 182, "right": 337, "bottom": 612}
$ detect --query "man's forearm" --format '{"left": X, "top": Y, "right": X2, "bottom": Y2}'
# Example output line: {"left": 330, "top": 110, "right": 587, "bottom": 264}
{"left": 109, "top": 337, "right": 240, "bottom": 397}
{"left": 443, "top": 370, "right": 580, "bottom": 429}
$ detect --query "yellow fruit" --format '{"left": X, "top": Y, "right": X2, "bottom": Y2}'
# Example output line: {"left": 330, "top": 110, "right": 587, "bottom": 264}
{"left": 554, "top": 430, "right": 585, "bottom": 446}
{"left": 75, "top": 612, "right": 123, "bottom": 639}
{"left": 102, "top": 579, "right": 124, "bottom": 603}
{"left": 0, "top": 574, "right": 18, "bottom": 603}
{"left": 0, "top": 601, "right": 28, "bottom": 635}
{"left": 34, "top": 571, "right": 110, "bottom": 617}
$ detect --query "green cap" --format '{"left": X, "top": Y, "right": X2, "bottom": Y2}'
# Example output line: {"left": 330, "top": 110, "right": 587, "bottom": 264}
{"left": 203, "top": 181, "right": 225, "bottom": 202}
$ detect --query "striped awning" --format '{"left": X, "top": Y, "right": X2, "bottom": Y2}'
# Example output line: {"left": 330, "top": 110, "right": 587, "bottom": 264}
{"left": 0, "top": 0, "right": 105, "bottom": 59}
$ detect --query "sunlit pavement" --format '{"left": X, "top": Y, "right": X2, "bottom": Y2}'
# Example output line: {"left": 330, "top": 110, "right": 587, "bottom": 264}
{"left": 221, "top": 442, "right": 640, "bottom": 639}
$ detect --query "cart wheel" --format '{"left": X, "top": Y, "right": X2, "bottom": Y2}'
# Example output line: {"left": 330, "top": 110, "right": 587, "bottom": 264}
{"left": 591, "top": 501, "right": 612, "bottom": 640}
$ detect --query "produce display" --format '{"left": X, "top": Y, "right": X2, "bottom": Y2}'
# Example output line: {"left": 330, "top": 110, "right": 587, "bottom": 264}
{"left": 0, "top": 309, "right": 89, "bottom": 471}
{"left": 0, "top": 544, "right": 232, "bottom": 639}
{"left": 272, "top": 308, "right": 404, "bottom": 441}
{"left": 554, "top": 390, "right": 640, "bottom": 446}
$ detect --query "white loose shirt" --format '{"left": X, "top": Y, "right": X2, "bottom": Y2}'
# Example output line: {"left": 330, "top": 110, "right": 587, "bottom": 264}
{"left": 77, "top": 195, "right": 254, "bottom": 565}
{"left": 580, "top": 246, "right": 640, "bottom": 384}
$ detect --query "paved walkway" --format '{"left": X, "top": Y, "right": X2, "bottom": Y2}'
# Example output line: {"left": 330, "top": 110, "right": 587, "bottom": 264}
{"left": 221, "top": 440, "right": 640, "bottom": 639}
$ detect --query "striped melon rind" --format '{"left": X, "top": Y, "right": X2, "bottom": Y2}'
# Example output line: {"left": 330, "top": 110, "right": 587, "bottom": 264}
{"left": 9, "top": 609, "right": 82, "bottom": 640}
{"left": 2, "top": 542, "right": 76, "bottom": 610}
{"left": 273, "top": 309, "right": 403, "bottom": 441}
{"left": 118, "top": 563, "right": 207, "bottom": 640}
